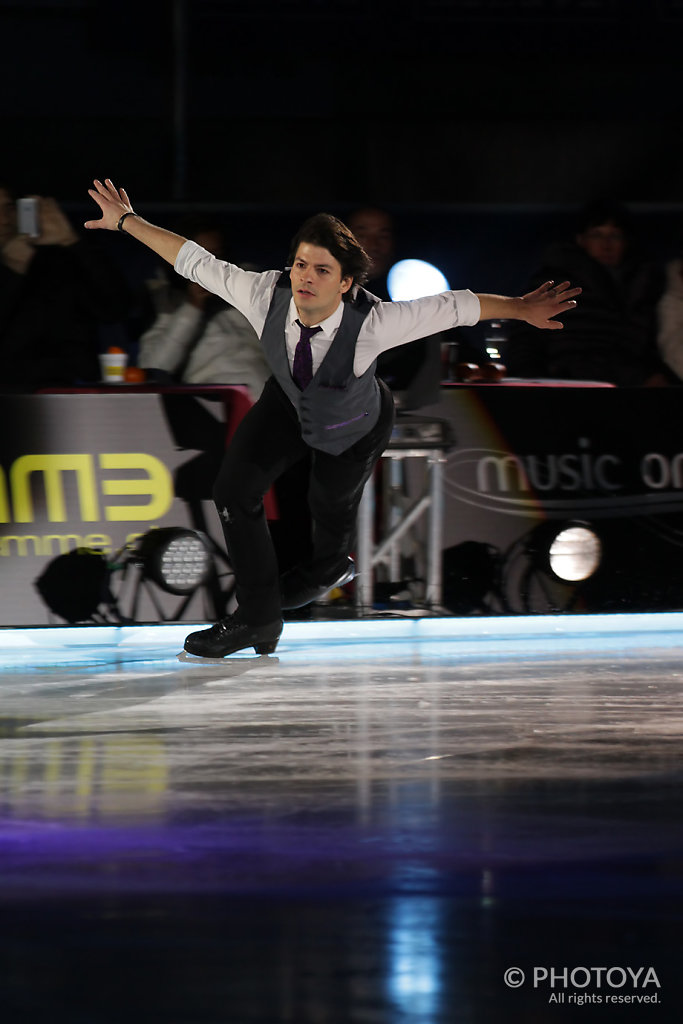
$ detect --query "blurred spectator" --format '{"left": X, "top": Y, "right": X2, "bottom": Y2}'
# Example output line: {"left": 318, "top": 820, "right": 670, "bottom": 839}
{"left": 0, "top": 183, "right": 130, "bottom": 391}
{"left": 345, "top": 206, "right": 395, "bottom": 299}
{"left": 137, "top": 217, "right": 269, "bottom": 400}
{"left": 346, "top": 205, "right": 444, "bottom": 408}
{"left": 507, "top": 199, "right": 668, "bottom": 386}
{"left": 657, "top": 252, "right": 683, "bottom": 384}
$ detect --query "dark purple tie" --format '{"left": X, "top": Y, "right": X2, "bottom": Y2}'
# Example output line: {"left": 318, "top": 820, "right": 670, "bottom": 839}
{"left": 292, "top": 319, "right": 322, "bottom": 390}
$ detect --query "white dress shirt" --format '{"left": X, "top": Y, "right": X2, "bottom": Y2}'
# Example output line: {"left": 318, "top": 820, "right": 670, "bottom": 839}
{"left": 175, "top": 240, "right": 481, "bottom": 377}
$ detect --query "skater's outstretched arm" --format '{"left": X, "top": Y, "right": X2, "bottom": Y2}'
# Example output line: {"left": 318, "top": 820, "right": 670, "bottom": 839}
{"left": 85, "top": 178, "right": 186, "bottom": 266}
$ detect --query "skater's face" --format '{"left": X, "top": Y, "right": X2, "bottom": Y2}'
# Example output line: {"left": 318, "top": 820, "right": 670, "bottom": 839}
{"left": 291, "top": 242, "right": 352, "bottom": 325}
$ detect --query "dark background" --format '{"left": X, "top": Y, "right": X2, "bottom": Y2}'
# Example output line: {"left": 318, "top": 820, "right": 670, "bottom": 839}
{"left": 3, "top": 0, "right": 683, "bottom": 291}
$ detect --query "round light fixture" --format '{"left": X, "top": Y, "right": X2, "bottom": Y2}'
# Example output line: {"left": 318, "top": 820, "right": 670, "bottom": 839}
{"left": 136, "top": 528, "right": 213, "bottom": 595}
{"left": 547, "top": 522, "right": 602, "bottom": 582}
{"left": 35, "top": 548, "right": 112, "bottom": 622}
{"left": 387, "top": 259, "right": 450, "bottom": 300}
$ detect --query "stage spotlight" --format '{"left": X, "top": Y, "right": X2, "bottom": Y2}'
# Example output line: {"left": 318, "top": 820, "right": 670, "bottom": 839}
{"left": 35, "top": 548, "right": 114, "bottom": 623}
{"left": 442, "top": 541, "right": 501, "bottom": 614}
{"left": 135, "top": 528, "right": 213, "bottom": 595}
{"left": 529, "top": 521, "right": 602, "bottom": 583}
{"left": 387, "top": 259, "right": 450, "bottom": 300}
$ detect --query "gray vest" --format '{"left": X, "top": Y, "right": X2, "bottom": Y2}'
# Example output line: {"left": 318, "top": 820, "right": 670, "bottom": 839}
{"left": 261, "top": 271, "right": 381, "bottom": 455}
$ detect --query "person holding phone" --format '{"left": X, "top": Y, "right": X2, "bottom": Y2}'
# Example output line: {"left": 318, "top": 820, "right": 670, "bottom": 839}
{"left": 86, "top": 178, "right": 580, "bottom": 659}
{"left": 0, "top": 183, "right": 130, "bottom": 391}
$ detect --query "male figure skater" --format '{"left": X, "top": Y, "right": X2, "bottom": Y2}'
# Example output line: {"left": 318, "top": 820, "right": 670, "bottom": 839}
{"left": 86, "top": 179, "right": 580, "bottom": 658}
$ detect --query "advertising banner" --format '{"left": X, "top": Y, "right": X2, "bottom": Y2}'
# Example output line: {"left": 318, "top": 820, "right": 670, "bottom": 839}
{"left": 3, "top": 386, "right": 683, "bottom": 624}
{"left": 0, "top": 391, "right": 243, "bottom": 625}
{"left": 427, "top": 385, "right": 683, "bottom": 614}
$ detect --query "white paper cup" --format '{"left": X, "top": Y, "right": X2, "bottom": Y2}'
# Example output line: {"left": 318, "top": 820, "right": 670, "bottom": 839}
{"left": 99, "top": 352, "right": 128, "bottom": 383}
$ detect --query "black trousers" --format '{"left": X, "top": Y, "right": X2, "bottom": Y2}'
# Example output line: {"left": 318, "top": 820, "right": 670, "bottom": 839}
{"left": 212, "top": 376, "right": 395, "bottom": 624}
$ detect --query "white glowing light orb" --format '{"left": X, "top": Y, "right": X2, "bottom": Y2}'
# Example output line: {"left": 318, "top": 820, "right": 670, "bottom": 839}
{"left": 387, "top": 259, "right": 450, "bottom": 301}
{"left": 549, "top": 525, "right": 602, "bottom": 582}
